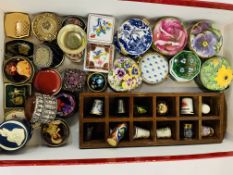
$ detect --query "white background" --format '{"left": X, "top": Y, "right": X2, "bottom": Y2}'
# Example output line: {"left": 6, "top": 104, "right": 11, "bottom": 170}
{"left": 1, "top": 0, "right": 233, "bottom": 174}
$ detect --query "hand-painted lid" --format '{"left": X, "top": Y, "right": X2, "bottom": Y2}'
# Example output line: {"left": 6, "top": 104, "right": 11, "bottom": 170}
{"left": 189, "top": 21, "right": 223, "bottom": 59}
{"left": 200, "top": 57, "right": 233, "bottom": 91}
{"left": 152, "top": 17, "right": 188, "bottom": 56}
{"left": 0, "top": 120, "right": 29, "bottom": 151}
{"left": 117, "top": 18, "right": 152, "bottom": 56}
{"left": 87, "top": 73, "right": 107, "bottom": 92}
{"left": 33, "top": 69, "right": 62, "bottom": 95}
{"left": 32, "top": 12, "right": 60, "bottom": 41}
{"left": 4, "top": 56, "right": 34, "bottom": 84}
{"left": 87, "top": 14, "right": 115, "bottom": 43}
{"left": 108, "top": 57, "right": 142, "bottom": 91}
{"left": 139, "top": 52, "right": 168, "bottom": 84}
{"left": 170, "top": 51, "right": 201, "bottom": 82}
{"left": 41, "top": 119, "right": 70, "bottom": 147}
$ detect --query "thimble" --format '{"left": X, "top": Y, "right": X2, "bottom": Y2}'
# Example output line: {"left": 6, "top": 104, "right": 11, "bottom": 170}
{"left": 90, "top": 99, "right": 103, "bottom": 115}
{"left": 133, "top": 126, "right": 150, "bottom": 139}
{"left": 117, "top": 99, "right": 125, "bottom": 114}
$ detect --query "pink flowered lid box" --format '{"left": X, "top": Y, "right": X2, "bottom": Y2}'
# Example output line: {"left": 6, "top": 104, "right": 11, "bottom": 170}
{"left": 87, "top": 14, "right": 115, "bottom": 43}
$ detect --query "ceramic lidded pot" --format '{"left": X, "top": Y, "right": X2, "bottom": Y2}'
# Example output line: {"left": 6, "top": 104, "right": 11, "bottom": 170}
{"left": 139, "top": 52, "right": 168, "bottom": 84}
{"left": 0, "top": 120, "right": 31, "bottom": 151}
{"left": 87, "top": 72, "right": 107, "bottom": 92}
{"left": 56, "top": 92, "right": 76, "bottom": 118}
{"left": 170, "top": 51, "right": 201, "bottom": 82}
{"left": 57, "top": 24, "right": 87, "bottom": 55}
{"left": 117, "top": 18, "right": 152, "bottom": 56}
{"left": 200, "top": 57, "right": 233, "bottom": 91}
{"left": 4, "top": 56, "right": 34, "bottom": 84}
{"left": 41, "top": 119, "right": 70, "bottom": 147}
{"left": 108, "top": 57, "right": 142, "bottom": 92}
{"left": 189, "top": 21, "right": 223, "bottom": 59}
{"left": 152, "top": 17, "right": 188, "bottom": 56}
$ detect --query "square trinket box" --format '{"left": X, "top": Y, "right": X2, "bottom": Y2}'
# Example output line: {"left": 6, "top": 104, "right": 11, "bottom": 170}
{"left": 87, "top": 14, "right": 115, "bottom": 43}
{"left": 4, "top": 83, "right": 31, "bottom": 109}
{"left": 84, "top": 42, "right": 114, "bottom": 73}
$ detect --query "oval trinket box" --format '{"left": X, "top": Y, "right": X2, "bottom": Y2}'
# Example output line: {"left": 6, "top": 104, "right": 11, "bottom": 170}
{"left": 189, "top": 21, "right": 223, "bottom": 59}
{"left": 5, "top": 40, "right": 34, "bottom": 60}
{"left": 33, "top": 69, "right": 62, "bottom": 95}
{"left": 117, "top": 18, "right": 152, "bottom": 56}
{"left": 108, "top": 57, "right": 142, "bottom": 92}
{"left": 0, "top": 120, "right": 31, "bottom": 151}
{"left": 152, "top": 17, "right": 188, "bottom": 56}
{"left": 200, "top": 56, "right": 233, "bottom": 91}
{"left": 139, "top": 52, "right": 168, "bottom": 84}
{"left": 33, "top": 44, "right": 53, "bottom": 69}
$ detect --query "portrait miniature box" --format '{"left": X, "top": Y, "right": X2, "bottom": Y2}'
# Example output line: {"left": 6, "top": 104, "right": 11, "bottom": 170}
{"left": 79, "top": 92, "right": 225, "bottom": 148}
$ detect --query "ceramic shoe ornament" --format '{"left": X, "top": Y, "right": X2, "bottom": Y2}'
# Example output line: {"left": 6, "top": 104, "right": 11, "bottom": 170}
{"left": 152, "top": 17, "right": 188, "bottom": 56}
{"left": 87, "top": 14, "right": 115, "bottom": 43}
{"left": 139, "top": 52, "right": 168, "bottom": 84}
{"left": 189, "top": 21, "right": 223, "bottom": 59}
{"left": 170, "top": 51, "right": 201, "bottom": 82}
{"left": 117, "top": 18, "right": 152, "bottom": 56}
{"left": 200, "top": 56, "right": 233, "bottom": 91}
{"left": 108, "top": 57, "right": 142, "bottom": 92}
{"left": 0, "top": 120, "right": 31, "bottom": 151}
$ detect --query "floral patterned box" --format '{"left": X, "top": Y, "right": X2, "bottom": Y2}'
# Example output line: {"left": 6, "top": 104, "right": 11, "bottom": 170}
{"left": 87, "top": 14, "right": 115, "bottom": 43}
{"left": 84, "top": 43, "right": 114, "bottom": 73}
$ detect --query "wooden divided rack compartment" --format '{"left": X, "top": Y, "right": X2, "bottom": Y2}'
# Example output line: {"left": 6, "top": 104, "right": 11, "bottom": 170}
{"left": 79, "top": 92, "right": 226, "bottom": 148}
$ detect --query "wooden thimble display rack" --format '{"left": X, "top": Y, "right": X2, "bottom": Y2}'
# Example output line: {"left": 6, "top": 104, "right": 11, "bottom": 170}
{"left": 79, "top": 92, "right": 226, "bottom": 149}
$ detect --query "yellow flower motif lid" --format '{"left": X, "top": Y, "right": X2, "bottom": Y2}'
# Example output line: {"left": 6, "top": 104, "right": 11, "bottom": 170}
{"left": 200, "top": 57, "right": 233, "bottom": 91}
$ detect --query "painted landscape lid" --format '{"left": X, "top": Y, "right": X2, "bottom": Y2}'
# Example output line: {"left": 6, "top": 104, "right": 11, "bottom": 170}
{"left": 117, "top": 18, "right": 152, "bottom": 56}
{"left": 108, "top": 57, "right": 142, "bottom": 91}
{"left": 200, "top": 57, "right": 233, "bottom": 91}
{"left": 139, "top": 52, "right": 168, "bottom": 84}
